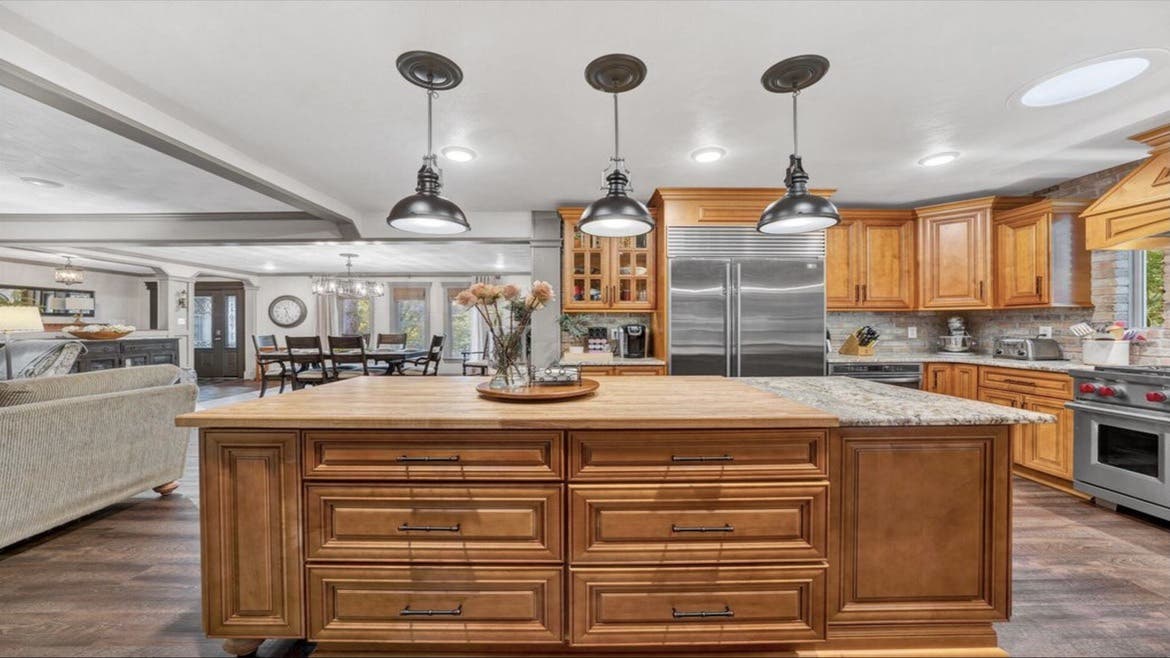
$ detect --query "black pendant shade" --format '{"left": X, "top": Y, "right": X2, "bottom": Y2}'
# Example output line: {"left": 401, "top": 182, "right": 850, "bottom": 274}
{"left": 387, "top": 50, "right": 470, "bottom": 235}
{"left": 757, "top": 54, "right": 839, "bottom": 235}
{"left": 579, "top": 54, "right": 654, "bottom": 238}
{"left": 386, "top": 161, "right": 470, "bottom": 234}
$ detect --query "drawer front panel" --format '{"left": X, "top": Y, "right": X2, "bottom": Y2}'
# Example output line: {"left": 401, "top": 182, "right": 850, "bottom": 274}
{"left": 570, "top": 430, "right": 826, "bottom": 481}
{"left": 308, "top": 565, "right": 563, "bottom": 644}
{"left": 570, "top": 483, "right": 827, "bottom": 564}
{"left": 306, "top": 485, "right": 562, "bottom": 563}
{"left": 978, "top": 367, "right": 1071, "bottom": 398}
{"left": 571, "top": 566, "right": 825, "bottom": 646}
{"left": 304, "top": 430, "right": 562, "bottom": 481}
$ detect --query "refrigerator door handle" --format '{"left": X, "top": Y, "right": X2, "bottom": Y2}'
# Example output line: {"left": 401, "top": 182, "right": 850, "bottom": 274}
{"left": 724, "top": 261, "right": 733, "bottom": 377}
{"left": 734, "top": 262, "right": 743, "bottom": 377}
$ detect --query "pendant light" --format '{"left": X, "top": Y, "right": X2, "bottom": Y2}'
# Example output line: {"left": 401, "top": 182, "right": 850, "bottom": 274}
{"left": 386, "top": 51, "right": 470, "bottom": 234}
{"left": 54, "top": 256, "right": 85, "bottom": 286}
{"left": 311, "top": 254, "right": 385, "bottom": 299}
{"left": 578, "top": 54, "right": 654, "bottom": 238}
{"left": 757, "top": 55, "right": 840, "bottom": 234}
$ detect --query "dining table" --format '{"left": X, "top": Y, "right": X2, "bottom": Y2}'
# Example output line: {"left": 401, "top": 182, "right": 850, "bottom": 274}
{"left": 257, "top": 347, "right": 428, "bottom": 375}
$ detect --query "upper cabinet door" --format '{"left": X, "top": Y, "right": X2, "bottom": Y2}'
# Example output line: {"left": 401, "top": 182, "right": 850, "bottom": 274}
{"left": 610, "top": 229, "right": 657, "bottom": 310}
{"left": 563, "top": 211, "right": 612, "bottom": 310}
{"left": 918, "top": 205, "right": 992, "bottom": 309}
{"left": 825, "top": 219, "right": 860, "bottom": 309}
{"left": 857, "top": 215, "right": 915, "bottom": 310}
{"left": 560, "top": 207, "right": 659, "bottom": 311}
{"left": 996, "top": 211, "right": 1050, "bottom": 307}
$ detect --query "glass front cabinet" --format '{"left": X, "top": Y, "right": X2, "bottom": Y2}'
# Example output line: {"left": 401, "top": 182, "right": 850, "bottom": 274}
{"left": 560, "top": 208, "right": 657, "bottom": 311}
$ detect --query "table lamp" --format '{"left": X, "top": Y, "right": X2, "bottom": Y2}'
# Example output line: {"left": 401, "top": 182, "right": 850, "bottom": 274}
{"left": 0, "top": 306, "right": 45, "bottom": 380}
{"left": 64, "top": 296, "right": 95, "bottom": 324}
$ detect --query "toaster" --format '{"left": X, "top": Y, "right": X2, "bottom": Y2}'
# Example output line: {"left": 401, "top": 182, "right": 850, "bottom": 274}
{"left": 993, "top": 336, "right": 1064, "bottom": 361}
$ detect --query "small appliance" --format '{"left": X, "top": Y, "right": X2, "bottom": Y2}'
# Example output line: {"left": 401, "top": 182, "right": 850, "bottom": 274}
{"left": 623, "top": 324, "right": 648, "bottom": 359}
{"left": 993, "top": 336, "right": 1063, "bottom": 361}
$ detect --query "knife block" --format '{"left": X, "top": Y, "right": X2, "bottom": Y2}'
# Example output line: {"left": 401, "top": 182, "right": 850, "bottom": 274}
{"left": 838, "top": 334, "right": 876, "bottom": 356}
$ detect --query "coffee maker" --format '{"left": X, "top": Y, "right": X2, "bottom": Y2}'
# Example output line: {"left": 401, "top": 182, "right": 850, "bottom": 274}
{"left": 623, "top": 324, "right": 648, "bottom": 359}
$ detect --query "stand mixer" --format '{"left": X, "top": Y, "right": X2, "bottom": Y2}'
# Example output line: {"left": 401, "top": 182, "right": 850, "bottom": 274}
{"left": 938, "top": 316, "right": 976, "bottom": 353}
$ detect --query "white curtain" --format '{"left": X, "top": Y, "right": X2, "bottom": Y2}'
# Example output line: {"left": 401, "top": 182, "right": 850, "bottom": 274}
{"left": 315, "top": 294, "right": 335, "bottom": 338}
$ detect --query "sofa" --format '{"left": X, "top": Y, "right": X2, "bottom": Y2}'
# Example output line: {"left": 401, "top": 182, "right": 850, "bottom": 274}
{"left": 0, "top": 364, "right": 197, "bottom": 549}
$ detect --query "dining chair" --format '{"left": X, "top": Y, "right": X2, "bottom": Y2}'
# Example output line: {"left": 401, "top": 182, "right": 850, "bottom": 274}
{"left": 252, "top": 334, "right": 287, "bottom": 397}
{"left": 327, "top": 335, "right": 369, "bottom": 379}
{"left": 461, "top": 350, "right": 490, "bottom": 376}
{"left": 285, "top": 336, "right": 334, "bottom": 390}
{"left": 402, "top": 335, "right": 444, "bottom": 376}
{"left": 375, "top": 333, "right": 408, "bottom": 349}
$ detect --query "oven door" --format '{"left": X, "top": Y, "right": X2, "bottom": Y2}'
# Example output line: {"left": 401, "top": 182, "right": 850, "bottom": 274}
{"left": 1069, "top": 401, "right": 1170, "bottom": 510}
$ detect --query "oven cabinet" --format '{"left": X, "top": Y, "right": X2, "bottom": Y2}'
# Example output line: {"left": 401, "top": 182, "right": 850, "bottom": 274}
{"left": 1071, "top": 401, "right": 1170, "bottom": 519}
{"left": 977, "top": 366, "right": 1077, "bottom": 493}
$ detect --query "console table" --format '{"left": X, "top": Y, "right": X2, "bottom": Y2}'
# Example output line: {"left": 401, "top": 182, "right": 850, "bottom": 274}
{"left": 72, "top": 337, "right": 179, "bottom": 372}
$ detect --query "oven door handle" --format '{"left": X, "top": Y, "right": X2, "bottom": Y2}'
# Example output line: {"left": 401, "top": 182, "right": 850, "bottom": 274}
{"left": 1066, "top": 400, "right": 1170, "bottom": 422}
{"left": 862, "top": 377, "right": 922, "bottom": 385}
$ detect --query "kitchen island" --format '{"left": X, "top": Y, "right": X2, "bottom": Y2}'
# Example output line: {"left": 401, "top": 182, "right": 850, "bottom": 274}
{"left": 177, "top": 376, "right": 1050, "bottom": 657}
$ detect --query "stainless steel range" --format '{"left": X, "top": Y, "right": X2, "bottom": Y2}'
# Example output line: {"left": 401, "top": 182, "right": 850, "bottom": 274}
{"left": 1069, "top": 365, "right": 1170, "bottom": 521}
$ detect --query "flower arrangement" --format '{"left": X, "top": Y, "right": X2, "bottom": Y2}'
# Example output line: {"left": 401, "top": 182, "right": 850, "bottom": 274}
{"left": 454, "top": 281, "right": 554, "bottom": 388}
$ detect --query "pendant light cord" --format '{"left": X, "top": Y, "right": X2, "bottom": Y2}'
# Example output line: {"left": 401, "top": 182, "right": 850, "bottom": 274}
{"left": 791, "top": 88, "right": 800, "bottom": 156}
{"left": 426, "top": 88, "right": 437, "bottom": 159}
{"left": 612, "top": 93, "right": 621, "bottom": 161}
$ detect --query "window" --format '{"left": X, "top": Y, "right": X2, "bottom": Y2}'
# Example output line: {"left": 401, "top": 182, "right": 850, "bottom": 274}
{"left": 391, "top": 286, "right": 429, "bottom": 350}
{"left": 1130, "top": 250, "right": 1165, "bottom": 329}
{"left": 335, "top": 297, "right": 372, "bottom": 338}
{"left": 445, "top": 284, "right": 474, "bottom": 358}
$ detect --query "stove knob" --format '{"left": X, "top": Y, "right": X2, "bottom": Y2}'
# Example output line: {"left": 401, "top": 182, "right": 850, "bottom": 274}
{"left": 1098, "top": 386, "right": 1123, "bottom": 398}
{"left": 1079, "top": 383, "right": 1098, "bottom": 394}
{"left": 1147, "top": 391, "right": 1168, "bottom": 403}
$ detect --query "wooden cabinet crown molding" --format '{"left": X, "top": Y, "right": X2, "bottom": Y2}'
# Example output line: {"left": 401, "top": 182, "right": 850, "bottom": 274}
{"left": 1082, "top": 122, "right": 1170, "bottom": 250}
{"left": 650, "top": 187, "right": 836, "bottom": 227}
{"left": 914, "top": 195, "right": 1035, "bottom": 217}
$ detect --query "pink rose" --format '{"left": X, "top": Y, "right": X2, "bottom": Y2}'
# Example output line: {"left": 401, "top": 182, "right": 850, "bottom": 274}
{"left": 453, "top": 289, "right": 477, "bottom": 308}
{"left": 502, "top": 283, "right": 522, "bottom": 300}
{"left": 525, "top": 280, "right": 555, "bottom": 309}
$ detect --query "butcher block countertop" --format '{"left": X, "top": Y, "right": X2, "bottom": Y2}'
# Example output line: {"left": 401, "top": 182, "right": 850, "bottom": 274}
{"left": 176, "top": 375, "right": 839, "bottom": 430}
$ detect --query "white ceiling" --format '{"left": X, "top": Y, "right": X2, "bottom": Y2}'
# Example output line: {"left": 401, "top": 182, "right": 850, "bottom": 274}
{"left": 0, "top": 246, "right": 156, "bottom": 274}
{"left": 117, "top": 242, "right": 532, "bottom": 275}
{"left": 1, "top": 0, "right": 1169, "bottom": 219}
{"left": 0, "top": 84, "right": 294, "bottom": 213}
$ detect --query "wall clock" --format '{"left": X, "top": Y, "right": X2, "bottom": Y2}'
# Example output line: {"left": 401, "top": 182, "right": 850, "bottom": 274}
{"left": 268, "top": 295, "right": 307, "bottom": 328}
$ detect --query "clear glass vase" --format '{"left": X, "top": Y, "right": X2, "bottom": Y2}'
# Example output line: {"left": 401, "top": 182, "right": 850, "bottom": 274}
{"left": 488, "top": 362, "right": 530, "bottom": 390}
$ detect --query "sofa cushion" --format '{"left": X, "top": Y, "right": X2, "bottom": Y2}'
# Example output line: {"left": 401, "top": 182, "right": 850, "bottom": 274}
{"left": 0, "top": 364, "right": 181, "bottom": 408}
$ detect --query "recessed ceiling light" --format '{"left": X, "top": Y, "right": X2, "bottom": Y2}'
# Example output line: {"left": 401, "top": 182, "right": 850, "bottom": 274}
{"left": 918, "top": 151, "right": 959, "bottom": 167}
{"left": 262, "top": 262, "right": 277, "bottom": 271}
{"left": 1015, "top": 50, "right": 1164, "bottom": 107}
{"left": 690, "top": 146, "right": 726, "bottom": 163}
{"left": 441, "top": 146, "right": 476, "bottom": 162}
{"left": 21, "top": 177, "right": 63, "bottom": 188}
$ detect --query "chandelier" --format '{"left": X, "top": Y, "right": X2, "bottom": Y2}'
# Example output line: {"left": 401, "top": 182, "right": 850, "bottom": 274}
{"left": 311, "top": 253, "right": 385, "bottom": 299}
{"left": 54, "top": 256, "right": 85, "bottom": 286}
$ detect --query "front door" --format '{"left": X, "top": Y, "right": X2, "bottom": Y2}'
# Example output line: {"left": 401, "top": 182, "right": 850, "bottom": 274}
{"left": 193, "top": 283, "right": 244, "bottom": 378}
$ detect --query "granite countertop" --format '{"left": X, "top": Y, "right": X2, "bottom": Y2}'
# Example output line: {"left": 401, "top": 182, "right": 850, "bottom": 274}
{"left": 558, "top": 355, "right": 667, "bottom": 366}
{"left": 828, "top": 352, "right": 1086, "bottom": 373}
{"left": 744, "top": 376, "right": 1056, "bottom": 427}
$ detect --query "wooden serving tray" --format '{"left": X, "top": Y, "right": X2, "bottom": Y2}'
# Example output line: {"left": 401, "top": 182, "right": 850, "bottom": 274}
{"left": 476, "top": 378, "right": 600, "bottom": 402}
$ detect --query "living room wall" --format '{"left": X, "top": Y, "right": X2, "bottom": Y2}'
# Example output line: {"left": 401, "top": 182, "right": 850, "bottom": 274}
{"left": 0, "top": 257, "right": 150, "bottom": 327}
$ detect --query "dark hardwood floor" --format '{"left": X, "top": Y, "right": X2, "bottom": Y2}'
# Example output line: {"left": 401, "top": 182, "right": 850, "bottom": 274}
{"left": 0, "top": 380, "right": 1168, "bottom": 657}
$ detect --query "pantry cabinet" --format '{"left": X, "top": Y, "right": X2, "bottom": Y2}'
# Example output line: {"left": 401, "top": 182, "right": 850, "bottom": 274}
{"left": 916, "top": 196, "right": 1033, "bottom": 310}
{"left": 993, "top": 198, "right": 1092, "bottom": 308}
{"left": 826, "top": 209, "right": 915, "bottom": 310}
{"left": 560, "top": 207, "right": 657, "bottom": 311}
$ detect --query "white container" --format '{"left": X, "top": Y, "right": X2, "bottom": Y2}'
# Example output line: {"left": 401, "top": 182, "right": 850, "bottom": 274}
{"left": 1082, "top": 340, "right": 1131, "bottom": 366}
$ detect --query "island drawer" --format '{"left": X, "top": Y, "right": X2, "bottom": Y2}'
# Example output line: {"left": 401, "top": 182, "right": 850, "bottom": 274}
{"left": 569, "top": 430, "right": 826, "bottom": 481}
{"left": 978, "top": 367, "right": 1072, "bottom": 399}
{"left": 569, "top": 565, "right": 825, "bottom": 646}
{"left": 569, "top": 483, "right": 826, "bottom": 564}
{"left": 303, "top": 430, "right": 563, "bottom": 481}
{"left": 305, "top": 484, "right": 562, "bottom": 563}
{"left": 308, "top": 565, "right": 563, "bottom": 644}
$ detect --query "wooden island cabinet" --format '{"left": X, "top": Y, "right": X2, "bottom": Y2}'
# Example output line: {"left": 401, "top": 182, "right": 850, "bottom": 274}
{"left": 178, "top": 376, "right": 1017, "bottom": 657}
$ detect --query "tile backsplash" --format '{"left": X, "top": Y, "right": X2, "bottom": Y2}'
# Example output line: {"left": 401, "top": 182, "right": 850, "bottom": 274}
{"left": 828, "top": 308, "right": 1095, "bottom": 359}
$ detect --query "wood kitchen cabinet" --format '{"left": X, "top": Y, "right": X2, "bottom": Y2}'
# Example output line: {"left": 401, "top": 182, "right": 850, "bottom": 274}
{"left": 993, "top": 198, "right": 1092, "bottom": 308}
{"left": 826, "top": 209, "right": 915, "bottom": 310}
{"left": 916, "top": 196, "right": 1032, "bottom": 310}
{"left": 560, "top": 207, "right": 656, "bottom": 311}
{"left": 922, "top": 363, "right": 978, "bottom": 399}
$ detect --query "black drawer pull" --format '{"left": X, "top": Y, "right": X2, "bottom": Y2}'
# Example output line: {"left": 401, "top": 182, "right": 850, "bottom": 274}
{"left": 671, "top": 523, "right": 734, "bottom": 533}
{"left": 398, "top": 523, "right": 461, "bottom": 533}
{"left": 670, "top": 454, "right": 734, "bottom": 463}
{"left": 400, "top": 604, "right": 463, "bottom": 617}
{"left": 396, "top": 455, "right": 461, "bottom": 463}
{"left": 672, "top": 605, "right": 733, "bottom": 619}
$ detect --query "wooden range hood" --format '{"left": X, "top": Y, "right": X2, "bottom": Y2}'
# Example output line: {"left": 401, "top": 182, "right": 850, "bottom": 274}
{"left": 1083, "top": 123, "right": 1170, "bottom": 249}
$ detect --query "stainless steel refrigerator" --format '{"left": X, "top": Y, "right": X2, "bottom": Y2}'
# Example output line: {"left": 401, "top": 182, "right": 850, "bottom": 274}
{"left": 668, "top": 228, "right": 825, "bottom": 377}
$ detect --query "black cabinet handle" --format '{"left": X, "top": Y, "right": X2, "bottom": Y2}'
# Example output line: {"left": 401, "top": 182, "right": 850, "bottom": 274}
{"left": 396, "top": 455, "right": 460, "bottom": 463}
{"left": 400, "top": 604, "right": 463, "bottom": 617}
{"left": 398, "top": 523, "right": 461, "bottom": 533}
{"left": 670, "top": 454, "right": 734, "bottom": 463}
{"left": 672, "top": 605, "right": 733, "bottom": 619}
{"left": 671, "top": 523, "right": 734, "bottom": 533}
